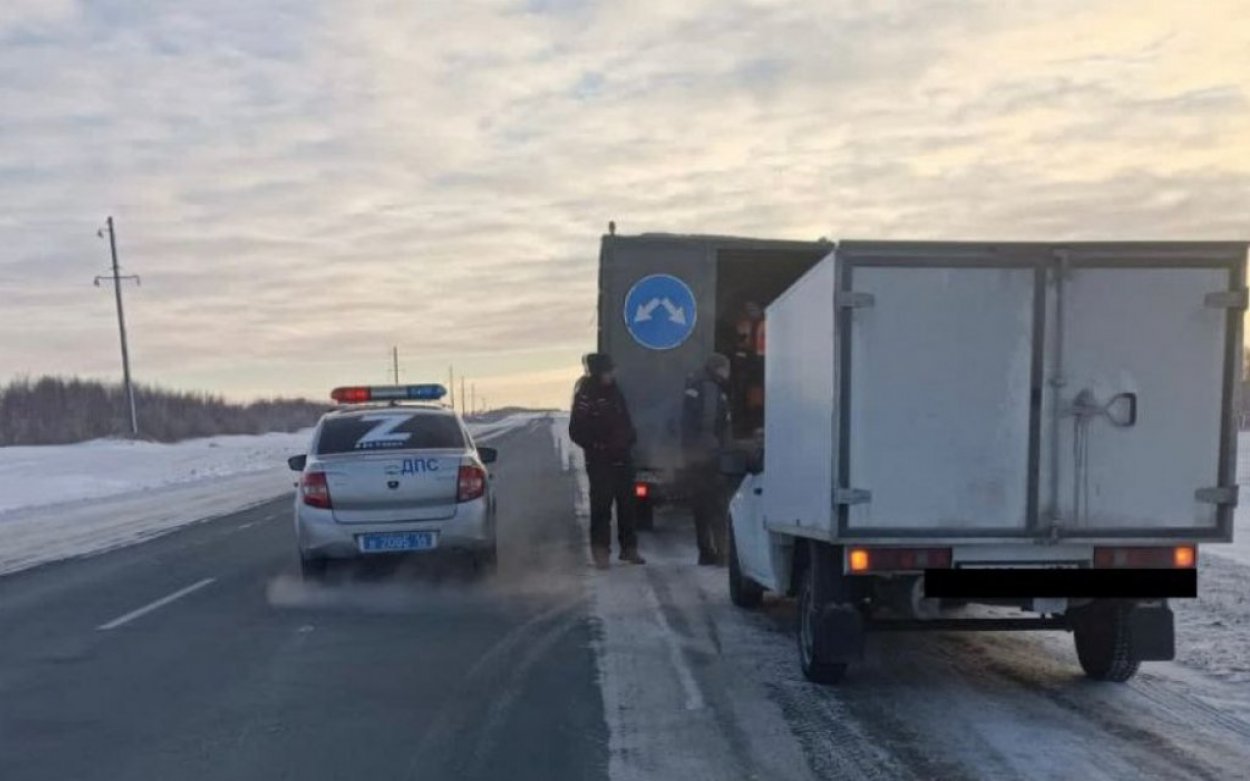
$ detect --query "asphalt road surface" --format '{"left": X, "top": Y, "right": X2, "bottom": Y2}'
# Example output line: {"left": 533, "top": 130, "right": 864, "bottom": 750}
{"left": 0, "top": 421, "right": 605, "bottom": 781}
{"left": 5, "top": 417, "right": 1250, "bottom": 781}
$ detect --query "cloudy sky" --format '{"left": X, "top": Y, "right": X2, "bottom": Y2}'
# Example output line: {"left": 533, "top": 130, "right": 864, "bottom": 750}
{"left": 1, "top": 0, "right": 1247, "bottom": 408}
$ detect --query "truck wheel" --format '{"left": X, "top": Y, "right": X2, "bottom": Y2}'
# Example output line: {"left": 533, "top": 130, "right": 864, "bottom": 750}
{"left": 728, "top": 524, "right": 764, "bottom": 608}
{"left": 797, "top": 553, "right": 848, "bottom": 685}
{"left": 1074, "top": 602, "right": 1141, "bottom": 683}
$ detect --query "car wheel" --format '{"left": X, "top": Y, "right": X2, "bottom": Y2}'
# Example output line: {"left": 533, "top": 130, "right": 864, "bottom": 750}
{"left": 1074, "top": 602, "right": 1141, "bottom": 682}
{"left": 474, "top": 546, "right": 499, "bottom": 577}
{"left": 796, "top": 549, "right": 848, "bottom": 685}
{"left": 299, "top": 553, "right": 328, "bottom": 581}
{"left": 728, "top": 524, "right": 764, "bottom": 608}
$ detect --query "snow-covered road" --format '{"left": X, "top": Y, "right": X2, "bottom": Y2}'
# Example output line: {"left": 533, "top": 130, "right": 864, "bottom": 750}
{"left": 556, "top": 417, "right": 1250, "bottom": 780}
{"left": 7, "top": 417, "right": 1250, "bottom": 774}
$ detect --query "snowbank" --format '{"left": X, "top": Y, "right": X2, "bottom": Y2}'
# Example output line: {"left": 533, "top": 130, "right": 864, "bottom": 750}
{"left": 0, "top": 430, "right": 313, "bottom": 516}
{"left": 0, "top": 418, "right": 531, "bottom": 577}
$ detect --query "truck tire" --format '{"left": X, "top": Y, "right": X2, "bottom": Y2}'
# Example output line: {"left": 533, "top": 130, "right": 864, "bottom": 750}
{"left": 797, "top": 545, "right": 848, "bottom": 685}
{"left": 1074, "top": 602, "right": 1141, "bottom": 683}
{"left": 728, "top": 524, "right": 764, "bottom": 608}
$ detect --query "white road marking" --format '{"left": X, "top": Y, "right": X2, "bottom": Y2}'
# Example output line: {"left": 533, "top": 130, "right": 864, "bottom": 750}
{"left": 642, "top": 577, "right": 705, "bottom": 711}
{"left": 97, "top": 578, "right": 217, "bottom": 630}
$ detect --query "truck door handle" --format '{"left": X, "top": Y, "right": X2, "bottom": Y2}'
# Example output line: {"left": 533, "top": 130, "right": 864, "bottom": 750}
{"left": 753, "top": 487, "right": 763, "bottom": 496}
{"left": 1110, "top": 392, "right": 1137, "bottom": 427}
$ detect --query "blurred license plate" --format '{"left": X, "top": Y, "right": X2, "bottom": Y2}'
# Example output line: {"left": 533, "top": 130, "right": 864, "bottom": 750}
{"left": 357, "top": 532, "right": 438, "bottom": 553}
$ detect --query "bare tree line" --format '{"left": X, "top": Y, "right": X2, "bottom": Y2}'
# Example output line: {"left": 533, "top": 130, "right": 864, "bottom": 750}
{"left": 0, "top": 376, "right": 326, "bottom": 446}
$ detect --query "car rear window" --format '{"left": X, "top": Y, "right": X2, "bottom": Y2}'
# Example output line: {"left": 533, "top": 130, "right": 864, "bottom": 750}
{"left": 316, "top": 411, "right": 465, "bottom": 454}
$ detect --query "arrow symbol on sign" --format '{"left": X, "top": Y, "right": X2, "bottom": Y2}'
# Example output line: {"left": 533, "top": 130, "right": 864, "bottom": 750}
{"left": 635, "top": 298, "right": 662, "bottom": 322}
{"left": 660, "top": 298, "right": 686, "bottom": 325}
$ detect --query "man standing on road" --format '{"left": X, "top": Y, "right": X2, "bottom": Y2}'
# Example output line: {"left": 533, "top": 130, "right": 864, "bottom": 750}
{"left": 682, "top": 353, "right": 732, "bottom": 566}
{"left": 569, "top": 353, "right": 646, "bottom": 569}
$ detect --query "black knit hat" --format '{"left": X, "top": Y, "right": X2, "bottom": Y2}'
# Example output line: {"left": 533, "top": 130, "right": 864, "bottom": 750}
{"left": 583, "top": 352, "right": 615, "bottom": 376}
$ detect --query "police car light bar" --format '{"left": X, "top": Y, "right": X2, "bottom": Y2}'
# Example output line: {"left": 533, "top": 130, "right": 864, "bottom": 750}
{"left": 330, "top": 385, "right": 448, "bottom": 404}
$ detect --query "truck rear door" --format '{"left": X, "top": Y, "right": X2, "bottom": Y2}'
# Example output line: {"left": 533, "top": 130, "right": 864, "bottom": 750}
{"left": 1047, "top": 246, "right": 1244, "bottom": 539}
{"left": 839, "top": 246, "right": 1044, "bottom": 536}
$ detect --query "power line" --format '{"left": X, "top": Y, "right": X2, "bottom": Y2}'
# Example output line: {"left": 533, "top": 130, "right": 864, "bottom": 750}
{"left": 93, "top": 216, "right": 139, "bottom": 438}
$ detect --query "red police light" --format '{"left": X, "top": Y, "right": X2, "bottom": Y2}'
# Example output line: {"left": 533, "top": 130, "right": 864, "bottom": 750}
{"left": 331, "top": 387, "right": 372, "bottom": 403}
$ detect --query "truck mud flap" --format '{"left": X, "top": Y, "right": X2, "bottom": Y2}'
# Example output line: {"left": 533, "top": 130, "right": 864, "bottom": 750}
{"left": 1126, "top": 604, "right": 1175, "bottom": 661}
{"left": 924, "top": 568, "right": 1196, "bottom": 599}
{"left": 814, "top": 604, "right": 865, "bottom": 662}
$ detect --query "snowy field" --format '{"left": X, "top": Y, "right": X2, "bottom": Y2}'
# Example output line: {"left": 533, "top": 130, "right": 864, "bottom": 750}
{"left": 0, "top": 414, "right": 542, "bottom": 576}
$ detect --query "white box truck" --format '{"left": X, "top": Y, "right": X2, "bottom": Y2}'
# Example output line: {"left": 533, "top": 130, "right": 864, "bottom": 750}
{"left": 725, "top": 240, "right": 1247, "bottom": 684}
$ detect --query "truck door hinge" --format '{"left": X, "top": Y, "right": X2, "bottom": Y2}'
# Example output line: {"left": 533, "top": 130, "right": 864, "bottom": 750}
{"left": 836, "top": 291, "right": 875, "bottom": 309}
{"left": 1204, "top": 289, "right": 1248, "bottom": 310}
{"left": 835, "top": 488, "right": 872, "bottom": 505}
{"left": 1196, "top": 485, "right": 1239, "bottom": 506}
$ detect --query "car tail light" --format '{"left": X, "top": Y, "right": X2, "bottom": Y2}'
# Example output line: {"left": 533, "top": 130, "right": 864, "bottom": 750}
{"left": 847, "top": 547, "right": 952, "bottom": 573}
{"left": 1093, "top": 545, "right": 1196, "bottom": 569}
{"left": 301, "top": 471, "right": 332, "bottom": 509}
{"left": 457, "top": 465, "right": 486, "bottom": 503}
{"left": 635, "top": 482, "right": 650, "bottom": 500}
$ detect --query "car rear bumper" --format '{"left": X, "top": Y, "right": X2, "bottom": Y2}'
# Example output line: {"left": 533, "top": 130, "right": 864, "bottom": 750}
{"left": 296, "top": 499, "right": 493, "bottom": 559}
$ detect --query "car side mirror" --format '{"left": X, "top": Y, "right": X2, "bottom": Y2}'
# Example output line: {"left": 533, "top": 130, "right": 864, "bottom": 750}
{"left": 718, "top": 451, "right": 748, "bottom": 477}
{"left": 287, "top": 454, "right": 307, "bottom": 472}
{"left": 478, "top": 447, "right": 498, "bottom": 465}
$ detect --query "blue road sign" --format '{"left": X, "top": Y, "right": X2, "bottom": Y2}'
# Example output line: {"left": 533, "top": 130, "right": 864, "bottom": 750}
{"left": 624, "top": 274, "right": 697, "bottom": 350}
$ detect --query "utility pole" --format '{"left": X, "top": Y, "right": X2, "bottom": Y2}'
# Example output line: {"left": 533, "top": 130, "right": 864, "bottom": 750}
{"left": 470, "top": 383, "right": 475, "bottom": 415}
{"left": 392, "top": 346, "right": 400, "bottom": 384}
{"left": 460, "top": 378, "right": 467, "bottom": 415}
{"left": 448, "top": 366, "right": 455, "bottom": 410}
{"left": 94, "top": 216, "right": 139, "bottom": 437}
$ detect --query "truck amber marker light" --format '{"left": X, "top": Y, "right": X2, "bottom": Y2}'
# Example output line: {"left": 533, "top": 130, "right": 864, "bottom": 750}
{"left": 849, "top": 549, "right": 870, "bottom": 572}
{"left": 1173, "top": 545, "right": 1196, "bottom": 568}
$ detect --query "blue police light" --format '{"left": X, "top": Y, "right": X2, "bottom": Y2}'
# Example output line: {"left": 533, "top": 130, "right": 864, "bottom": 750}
{"left": 330, "top": 384, "right": 448, "bottom": 403}
{"left": 404, "top": 384, "right": 447, "bottom": 400}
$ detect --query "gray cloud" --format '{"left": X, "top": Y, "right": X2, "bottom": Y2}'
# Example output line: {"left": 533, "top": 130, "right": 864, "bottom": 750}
{"left": 1, "top": 0, "right": 1248, "bottom": 405}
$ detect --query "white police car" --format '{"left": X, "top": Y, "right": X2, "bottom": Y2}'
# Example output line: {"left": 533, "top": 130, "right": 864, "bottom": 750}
{"left": 287, "top": 384, "right": 498, "bottom": 579}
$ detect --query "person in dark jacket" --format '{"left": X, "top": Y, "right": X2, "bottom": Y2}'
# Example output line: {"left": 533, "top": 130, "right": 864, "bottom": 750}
{"left": 682, "top": 353, "right": 732, "bottom": 566}
{"left": 569, "top": 353, "right": 645, "bottom": 569}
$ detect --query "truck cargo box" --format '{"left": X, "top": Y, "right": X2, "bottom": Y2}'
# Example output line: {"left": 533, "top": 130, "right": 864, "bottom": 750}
{"left": 598, "top": 233, "right": 830, "bottom": 481}
{"left": 763, "top": 241, "right": 1246, "bottom": 544}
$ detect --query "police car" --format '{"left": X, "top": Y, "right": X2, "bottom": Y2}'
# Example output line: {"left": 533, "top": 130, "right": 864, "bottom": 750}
{"left": 287, "top": 384, "right": 498, "bottom": 579}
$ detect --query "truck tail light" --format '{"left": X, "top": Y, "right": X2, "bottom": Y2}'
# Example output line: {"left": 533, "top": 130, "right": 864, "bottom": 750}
{"left": 301, "top": 471, "right": 332, "bottom": 509}
{"left": 457, "top": 465, "right": 487, "bottom": 503}
{"left": 847, "top": 547, "right": 952, "bottom": 573}
{"left": 1094, "top": 545, "right": 1196, "bottom": 569}
{"left": 635, "top": 482, "right": 650, "bottom": 500}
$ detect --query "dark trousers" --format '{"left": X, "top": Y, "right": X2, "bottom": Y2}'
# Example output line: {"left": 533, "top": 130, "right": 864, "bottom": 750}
{"left": 687, "top": 462, "right": 727, "bottom": 558}
{"left": 587, "top": 461, "right": 637, "bottom": 553}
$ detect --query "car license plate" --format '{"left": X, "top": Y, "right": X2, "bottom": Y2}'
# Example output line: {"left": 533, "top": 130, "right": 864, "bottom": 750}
{"left": 357, "top": 531, "right": 438, "bottom": 553}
